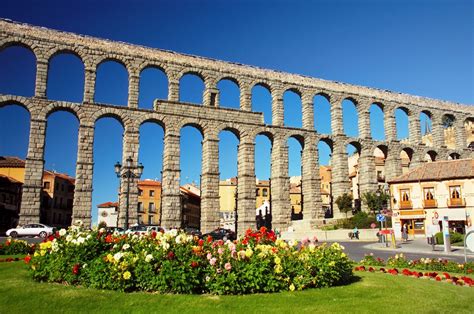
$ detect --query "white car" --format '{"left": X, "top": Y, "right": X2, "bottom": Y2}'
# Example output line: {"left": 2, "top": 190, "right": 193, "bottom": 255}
{"left": 6, "top": 223, "right": 54, "bottom": 238}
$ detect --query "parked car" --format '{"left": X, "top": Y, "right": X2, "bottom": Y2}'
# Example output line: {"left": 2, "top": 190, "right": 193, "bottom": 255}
{"left": 6, "top": 223, "right": 54, "bottom": 238}
{"left": 202, "top": 228, "right": 236, "bottom": 241}
{"left": 105, "top": 227, "right": 125, "bottom": 234}
{"left": 184, "top": 227, "right": 202, "bottom": 237}
{"left": 147, "top": 225, "right": 166, "bottom": 233}
{"left": 125, "top": 224, "right": 149, "bottom": 235}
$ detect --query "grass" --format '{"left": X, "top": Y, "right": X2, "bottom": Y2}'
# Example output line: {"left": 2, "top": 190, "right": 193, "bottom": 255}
{"left": 1, "top": 261, "right": 473, "bottom": 313}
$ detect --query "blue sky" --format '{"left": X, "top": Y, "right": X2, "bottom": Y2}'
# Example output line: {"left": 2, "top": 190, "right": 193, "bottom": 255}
{"left": 0, "top": 0, "right": 472, "bottom": 223}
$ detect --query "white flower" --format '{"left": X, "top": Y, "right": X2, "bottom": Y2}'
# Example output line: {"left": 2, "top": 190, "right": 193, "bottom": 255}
{"left": 168, "top": 229, "right": 178, "bottom": 237}
{"left": 114, "top": 252, "right": 123, "bottom": 262}
{"left": 77, "top": 237, "right": 85, "bottom": 244}
{"left": 82, "top": 263, "right": 87, "bottom": 269}
{"left": 66, "top": 235, "right": 73, "bottom": 242}
{"left": 59, "top": 229, "right": 67, "bottom": 237}
{"left": 145, "top": 254, "right": 154, "bottom": 263}
{"left": 175, "top": 235, "right": 182, "bottom": 244}
{"left": 86, "top": 234, "right": 91, "bottom": 240}
{"left": 161, "top": 242, "right": 170, "bottom": 250}
{"left": 99, "top": 228, "right": 105, "bottom": 233}
{"left": 51, "top": 240, "right": 59, "bottom": 252}
{"left": 122, "top": 244, "right": 130, "bottom": 250}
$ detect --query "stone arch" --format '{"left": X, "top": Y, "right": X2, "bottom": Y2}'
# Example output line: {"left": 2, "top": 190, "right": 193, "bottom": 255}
{"left": 283, "top": 88, "right": 303, "bottom": 128}
{"left": 217, "top": 77, "right": 241, "bottom": 109}
{"left": 91, "top": 108, "right": 127, "bottom": 128}
{"left": 255, "top": 130, "right": 274, "bottom": 145}
{"left": 400, "top": 146, "right": 414, "bottom": 170}
{"left": 46, "top": 50, "right": 85, "bottom": 102}
{"left": 138, "top": 64, "right": 169, "bottom": 108}
{"left": 179, "top": 70, "right": 206, "bottom": 104}
{"left": 370, "top": 102, "right": 385, "bottom": 141}
{"left": 313, "top": 92, "right": 332, "bottom": 135}
{"left": 448, "top": 152, "right": 461, "bottom": 160}
{"left": 424, "top": 150, "right": 437, "bottom": 162}
{"left": 464, "top": 117, "right": 474, "bottom": 148}
{"left": 395, "top": 106, "right": 410, "bottom": 141}
{"left": 342, "top": 97, "right": 359, "bottom": 137}
{"left": 442, "top": 113, "right": 456, "bottom": 149}
{"left": 0, "top": 97, "right": 32, "bottom": 113}
{"left": 41, "top": 102, "right": 82, "bottom": 122}
{"left": 46, "top": 47, "right": 86, "bottom": 65}
{"left": 218, "top": 125, "right": 241, "bottom": 140}
{"left": 179, "top": 120, "right": 205, "bottom": 138}
{"left": 0, "top": 39, "right": 38, "bottom": 56}
{"left": 139, "top": 115, "right": 166, "bottom": 131}
{"left": 0, "top": 42, "right": 37, "bottom": 97}
{"left": 249, "top": 81, "right": 273, "bottom": 93}
{"left": 95, "top": 55, "right": 130, "bottom": 70}
{"left": 94, "top": 58, "right": 129, "bottom": 106}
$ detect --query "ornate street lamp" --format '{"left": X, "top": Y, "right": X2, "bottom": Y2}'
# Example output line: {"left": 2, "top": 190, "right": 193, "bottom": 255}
{"left": 114, "top": 157, "right": 144, "bottom": 229}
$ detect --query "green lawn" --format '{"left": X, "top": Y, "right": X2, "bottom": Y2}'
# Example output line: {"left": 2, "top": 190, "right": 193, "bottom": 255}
{"left": 1, "top": 261, "right": 473, "bottom": 314}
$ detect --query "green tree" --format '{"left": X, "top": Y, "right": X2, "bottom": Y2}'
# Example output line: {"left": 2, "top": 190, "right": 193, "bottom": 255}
{"left": 335, "top": 193, "right": 353, "bottom": 218}
{"left": 362, "top": 191, "right": 390, "bottom": 214}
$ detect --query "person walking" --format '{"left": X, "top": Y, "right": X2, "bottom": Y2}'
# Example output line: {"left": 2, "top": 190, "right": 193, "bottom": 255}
{"left": 401, "top": 223, "right": 408, "bottom": 242}
{"left": 352, "top": 226, "right": 359, "bottom": 240}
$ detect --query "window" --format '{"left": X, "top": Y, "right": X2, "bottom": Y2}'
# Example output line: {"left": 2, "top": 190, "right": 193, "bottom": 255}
{"left": 256, "top": 189, "right": 260, "bottom": 196}
{"left": 424, "top": 187, "right": 435, "bottom": 200}
{"left": 138, "top": 189, "right": 143, "bottom": 196}
{"left": 450, "top": 186, "right": 461, "bottom": 199}
{"left": 149, "top": 190, "right": 155, "bottom": 197}
{"left": 148, "top": 215, "right": 154, "bottom": 225}
{"left": 400, "top": 189, "right": 410, "bottom": 201}
{"left": 55, "top": 183, "right": 59, "bottom": 191}
{"left": 149, "top": 202, "right": 155, "bottom": 212}
{"left": 137, "top": 202, "right": 143, "bottom": 212}
{"left": 43, "top": 181, "right": 50, "bottom": 189}
{"left": 262, "top": 188, "right": 268, "bottom": 197}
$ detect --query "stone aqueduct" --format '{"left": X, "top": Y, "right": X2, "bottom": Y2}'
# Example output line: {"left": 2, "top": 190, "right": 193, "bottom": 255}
{"left": 1, "top": 19, "right": 473, "bottom": 234}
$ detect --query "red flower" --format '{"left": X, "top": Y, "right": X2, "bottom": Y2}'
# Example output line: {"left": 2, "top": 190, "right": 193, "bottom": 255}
{"left": 443, "top": 272, "right": 451, "bottom": 280}
{"left": 48, "top": 235, "right": 55, "bottom": 241}
{"left": 198, "top": 239, "right": 204, "bottom": 246}
{"left": 242, "top": 238, "right": 249, "bottom": 245}
{"left": 190, "top": 261, "right": 198, "bottom": 268}
{"left": 55, "top": 231, "right": 60, "bottom": 238}
{"left": 435, "top": 276, "right": 442, "bottom": 281}
{"left": 206, "top": 235, "right": 213, "bottom": 243}
{"left": 105, "top": 234, "right": 113, "bottom": 243}
{"left": 368, "top": 267, "right": 375, "bottom": 272}
{"left": 151, "top": 231, "right": 157, "bottom": 239}
{"left": 259, "top": 226, "right": 267, "bottom": 234}
{"left": 24, "top": 256, "right": 31, "bottom": 264}
{"left": 168, "top": 251, "right": 175, "bottom": 260}
{"left": 6, "top": 257, "right": 13, "bottom": 262}
{"left": 72, "top": 264, "right": 80, "bottom": 275}
{"left": 467, "top": 269, "right": 473, "bottom": 274}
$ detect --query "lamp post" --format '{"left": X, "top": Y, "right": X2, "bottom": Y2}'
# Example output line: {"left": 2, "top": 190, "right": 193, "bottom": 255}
{"left": 114, "top": 157, "right": 144, "bottom": 230}
{"left": 375, "top": 189, "right": 386, "bottom": 246}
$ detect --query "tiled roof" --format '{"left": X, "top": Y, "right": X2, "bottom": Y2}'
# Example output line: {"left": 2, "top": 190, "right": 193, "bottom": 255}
{"left": 139, "top": 180, "right": 162, "bottom": 187}
{"left": 0, "top": 156, "right": 26, "bottom": 168}
{"left": 180, "top": 186, "right": 200, "bottom": 198}
{"left": 97, "top": 202, "right": 118, "bottom": 208}
{"left": 388, "top": 159, "right": 474, "bottom": 183}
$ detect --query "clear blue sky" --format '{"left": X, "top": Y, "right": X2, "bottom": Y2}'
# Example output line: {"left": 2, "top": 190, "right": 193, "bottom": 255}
{"left": 0, "top": 0, "right": 472, "bottom": 224}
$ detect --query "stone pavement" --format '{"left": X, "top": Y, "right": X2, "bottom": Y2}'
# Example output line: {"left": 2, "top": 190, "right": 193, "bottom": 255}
{"left": 364, "top": 238, "right": 474, "bottom": 258}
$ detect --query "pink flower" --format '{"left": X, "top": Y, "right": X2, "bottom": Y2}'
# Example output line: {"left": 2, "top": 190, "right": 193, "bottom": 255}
{"left": 225, "top": 262, "right": 232, "bottom": 271}
{"left": 207, "top": 253, "right": 212, "bottom": 260}
{"left": 210, "top": 257, "right": 217, "bottom": 266}
{"left": 302, "top": 237, "right": 309, "bottom": 244}
{"left": 218, "top": 248, "right": 224, "bottom": 255}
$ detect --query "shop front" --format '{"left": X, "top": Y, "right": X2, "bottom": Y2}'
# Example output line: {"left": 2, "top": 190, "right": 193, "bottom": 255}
{"left": 392, "top": 210, "right": 426, "bottom": 238}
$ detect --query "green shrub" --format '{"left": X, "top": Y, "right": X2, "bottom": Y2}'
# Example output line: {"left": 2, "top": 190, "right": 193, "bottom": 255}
{"left": 434, "top": 232, "right": 464, "bottom": 245}
{"left": 0, "top": 239, "right": 34, "bottom": 255}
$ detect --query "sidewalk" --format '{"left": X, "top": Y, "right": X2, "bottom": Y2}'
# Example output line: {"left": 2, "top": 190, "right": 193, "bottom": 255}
{"left": 364, "top": 238, "right": 474, "bottom": 258}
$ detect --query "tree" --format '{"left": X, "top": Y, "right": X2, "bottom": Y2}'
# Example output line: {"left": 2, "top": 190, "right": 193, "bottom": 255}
{"left": 335, "top": 193, "right": 353, "bottom": 218}
{"left": 362, "top": 191, "right": 390, "bottom": 214}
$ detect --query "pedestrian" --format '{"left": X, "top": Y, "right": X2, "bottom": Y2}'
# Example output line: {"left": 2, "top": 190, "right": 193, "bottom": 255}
{"left": 402, "top": 223, "right": 408, "bottom": 242}
{"left": 353, "top": 226, "right": 359, "bottom": 240}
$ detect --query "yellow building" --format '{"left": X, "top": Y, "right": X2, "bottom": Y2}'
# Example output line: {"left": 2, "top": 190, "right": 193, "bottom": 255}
{"left": 389, "top": 159, "right": 474, "bottom": 238}
{"left": 137, "top": 180, "right": 162, "bottom": 225}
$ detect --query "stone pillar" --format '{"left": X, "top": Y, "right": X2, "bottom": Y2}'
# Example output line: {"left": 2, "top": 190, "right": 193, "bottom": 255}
{"left": 34, "top": 57, "right": 48, "bottom": 98}
{"left": 271, "top": 87, "right": 284, "bottom": 126}
{"left": 432, "top": 113, "right": 445, "bottom": 147}
{"left": 167, "top": 70, "right": 180, "bottom": 102}
{"left": 237, "top": 135, "right": 256, "bottom": 235}
{"left": 127, "top": 68, "right": 140, "bottom": 109}
{"left": 331, "top": 136, "right": 351, "bottom": 218}
{"left": 384, "top": 105, "right": 397, "bottom": 142}
{"left": 302, "top": 91, "right": 314, "bottom": 130}
{"left": 455, "top": 118, "right": 467, "bottom": 150}
{"left": 301, "top": 135, "right": 322, "bottom": 222}
{"left": 409, "top": 109, "right": 421, "bottom": 145}
{"left": 358, "top": 101, "right": 371, "bottom": 139}
{"left": 200, "top": 129, "right": 220, "bottom": 233}
{"left": 118, "top": 126, "right": 140, "bottom": 228}
{"left": 240, "top": 82, "right": 252, "bottom": 111}
{"left": 72, "top": 123, "right": 94, "bottom": 227}
{"left": 19, "top": 118, "right": 47, "bottom": 225}
{"left": 358, "top": 142, "right": 378, "bottom": 212}
{"left": 160, "top": 125, "right": 182, "bottom": 229}
{"left": 385, "top": 144, "right": 402, "bottom": 182}
{"left": 270, "top": 134, "right": 290, "bottom": 231}
{"left": 330, "top": 94, "right": 344, "bottom": 135}
{"left": 83, "top": 62, "right": 96, "bottom": 103}
{"left": 204, "top": 78, "right": 219, "bottom": 107}
{"left": 410, "top": 149, "right": 423, "bottom": 169}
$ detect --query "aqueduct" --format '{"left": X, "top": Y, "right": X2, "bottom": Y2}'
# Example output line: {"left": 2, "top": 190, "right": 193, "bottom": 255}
{"left": 1, "top": 19, "right": 473, "bottom": 234}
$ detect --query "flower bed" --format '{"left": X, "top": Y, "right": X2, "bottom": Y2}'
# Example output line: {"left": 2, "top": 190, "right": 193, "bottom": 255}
{"left": 26, "top": 226, "right": 353, "bottom": 294}
{"left": 354, "top": 265, "right": 474, "bottom": 287}
{"left": 359, "top": 253, "right": 474, "bottom": 274}
{"left": 0, "top": 239, "right": 34, "bottom": 255}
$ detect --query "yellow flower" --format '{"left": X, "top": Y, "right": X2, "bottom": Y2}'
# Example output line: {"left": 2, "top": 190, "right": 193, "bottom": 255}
{"left": 274, "top": 264, "right": 283, "bottom": 273}
{"left": 31, "top": 265, "right": 36, "bottom": 270}
{"left": 341, "top": 253, "right": 346, "bottom": 258}
{"left": 245, "top": 248, "right": 253, "bottom": 258}
{"left": 289, "top": 284, "right": 295, "bottom": 291}
{"left": 329, "top": 261, "right": 336, "bottom": 267}
{"left": 40, "top": 250, "right": 46, "bottom": 256}
{"left": 106, "top": 254, "right": 114, "bottom": 263}
{"left": 274, "top": 256, "right": 281, "bottom": 265}
{"left": 34, "top": 251, "right": 39, "bottom": 257}
{"left": 123, "top": 271, "right": 131, "bottom": 280}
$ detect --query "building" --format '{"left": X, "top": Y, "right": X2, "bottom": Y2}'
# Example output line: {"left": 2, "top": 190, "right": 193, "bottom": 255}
{"left": 388, "top": 159, "right": 474, "bottom": 238}
{"left": 137, "top": 180, "right": 162, "bottom": 225}
{"left": 97, "top": 202, "right": 119, "bottom": 227}
{"left": 0, "top": 174, "right": 22, "bottom": 233}
{"left": 0, "top": 156, "right": 75, "bottom": 228}
{"left": 180, "top": 186, "right": 201, "bottom": 229}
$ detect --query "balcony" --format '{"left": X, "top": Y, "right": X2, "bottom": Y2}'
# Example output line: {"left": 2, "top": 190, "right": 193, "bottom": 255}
{"left": 399, "top": 200, "right": 413, "bottom": 210}
{"left": 447, "top": 198, "right": 466, "bottom": 208}
{"left": 422, "top": 199, "right": 437, "bottom": 209}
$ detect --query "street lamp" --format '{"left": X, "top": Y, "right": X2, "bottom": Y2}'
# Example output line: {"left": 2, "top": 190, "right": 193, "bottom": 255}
{"left": 114, "top": 157, "right": 144, "bottom": 230}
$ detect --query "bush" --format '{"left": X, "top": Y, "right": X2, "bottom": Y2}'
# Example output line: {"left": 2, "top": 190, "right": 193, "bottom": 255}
{"left": 26, "top": 226, "right": 354, "bottom": 294}
{"left": 434, "top": 232, "right": 464, "bottom": 245}
{"left": 337, "top": 212, "right": 377, "bottom": 229}
{"left": 0, "top": 239, "right": 34, "bottom": 255}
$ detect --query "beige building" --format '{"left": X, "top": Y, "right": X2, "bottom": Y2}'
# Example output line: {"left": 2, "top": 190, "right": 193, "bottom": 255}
{"left": 389, "top": 159, "right": 474, "bottom": 238}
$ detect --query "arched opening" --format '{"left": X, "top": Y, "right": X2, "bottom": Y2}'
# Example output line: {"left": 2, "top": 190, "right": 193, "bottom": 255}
{"left": 43, "top": 110, "right": 79, "bottom": 227}
{"left": 442, "top": 114, "right": 456, "bottom": 149}
{"left": 0, "top": 45, "right": 36, "bottom": 97}
{"left": 138, "top": 121, "right": 165, "bottom": 225}
{"left": 255, "top": 133, "right": 272, "bottom": 229}
{"left": 95, "top": 60, "right": 129, "bottom": 106}
{"left": 370, "top": 103, "right": 385, "bottom": 141}
{"left": 218, "top": 129, "right": 239, "bottom": 230}
{"left": 424, "top": 151, "right": 437, "bottom": 162}
{"left": 420, "top": 111, "right": 433, "bottom": 147}
{"left": 283, "top": 89, "right": 302, "bottom": 128}
{"left": 288, "top": 136, "right": 303, "bottom": 220}
{"left": 180, "top": 125, "right": 203, "bottom": 229}
{"left": 91, "top": 117, "right": 124, "bottom": 226}
{"left": 400, "top": 148, "right": 413, "bottom": 173}
{"left": 374, "top": 145, "right": 388, "bottom": 189}
{"left": 395, "top": 107, "right": 410, "bottom": 141}
{"left": 139, "top": 67, "right": 168, "bottom": 109}
{"left": 0, "top": 103, "right": 30, "bottom": 231}
{"left": 251, "top": 84, "right": 272, "bottom": 124}
{"left": 314, "top": 94, "right": 331, "bottom": 134}
{"left": 318, "top": 139, "right": 333, "bottom": 218}
{"left": 347, "top": 142, "right": 361, "bottom": 212}
{"left": 179, "top": 73, "right": 205, "bottom": 104}
{"left": 217, "top": 78, "right": 240, "bottom": 109}
{"left": 449, "top": 153, "right": 460, "bottom": 160}
{"left": 464, "top": 118, "right": 474, "bottom": 148}
{"left": 47, "top": 52, "right": 84, "bottom": 102}
{"left": 342, "top": 99, "right": 358, "bottom": 137}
